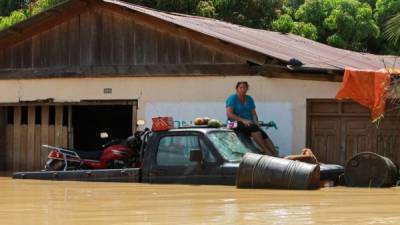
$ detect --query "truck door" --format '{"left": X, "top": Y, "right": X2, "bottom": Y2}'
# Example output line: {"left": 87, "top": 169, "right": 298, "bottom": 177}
{"left": 148, "top": 133, "right": 222, "bottom": 184}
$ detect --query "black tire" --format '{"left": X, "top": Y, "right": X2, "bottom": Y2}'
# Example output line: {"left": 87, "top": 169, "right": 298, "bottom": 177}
{"left": 108, "top": 160, "right": 130, "bottom": 169}
{"left": 45, "top": 160, "right": 65, "bottom": 171}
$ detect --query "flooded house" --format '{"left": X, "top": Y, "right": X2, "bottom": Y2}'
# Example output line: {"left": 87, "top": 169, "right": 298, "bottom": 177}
{"left": 0, "top": 0, "right": 399, "bottom": 173}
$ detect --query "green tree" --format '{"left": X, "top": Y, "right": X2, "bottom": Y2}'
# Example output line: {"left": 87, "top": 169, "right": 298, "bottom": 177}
{"left": 31, "top": 0, "right": 65, "bottom": 15}
{"left": 122, "top": 0, "right": 157, "bottom": 8}
{"left": 0, "top": 0, "right": 28, "bottom": 17}
{"left": 272, "top": 14, "right": 294, "bottom": 33}
{"left": 295, "top": 0, "right": 379, "bottom": 52}
{"left": 196, "top": 0, "right": 215, "bottom": 18}
{"left": 272, "top": 14, "right": 318, "bottom": 40}
{"left": 291, "top": 22, "right": 318, "bottom": 40}
{"left": 155, "top": 0, "right": 200, "bottom": 14}
{"left": 0, "top": 0, "right": 65, "bottom": 31}
{"left": 0, "top": 9, "right": 28, "bottom": 31}
{"left": 375, "top": 0, "right": 400, "bottom": 26}
{"left": 284, "top": 0, "right": 304, "bottom": 11}
{"left": 359, "top": 0, "right": 376, "bottom": 8}
{"left": 280, "top": 0, "right": 304, "bottom": 17}
{"left": 214, "top": 0, "right": 283, "bottom": 29}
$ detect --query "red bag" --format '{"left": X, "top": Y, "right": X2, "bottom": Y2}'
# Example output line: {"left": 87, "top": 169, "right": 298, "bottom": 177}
{"left": 152, "top": 117, "right": 174, "bottom": 131}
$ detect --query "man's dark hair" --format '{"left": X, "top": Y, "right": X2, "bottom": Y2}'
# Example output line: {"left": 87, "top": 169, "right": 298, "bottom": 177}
{"left": 236, "top": 81, "right": 249, "bottom": 89}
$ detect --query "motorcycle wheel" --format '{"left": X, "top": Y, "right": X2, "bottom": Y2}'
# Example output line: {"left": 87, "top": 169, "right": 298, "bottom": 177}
{"left": 108, "top": 160, "right": 130, "bottom": 169}
{"left": 45, "top": 160, "right": 65, "bottom": 171}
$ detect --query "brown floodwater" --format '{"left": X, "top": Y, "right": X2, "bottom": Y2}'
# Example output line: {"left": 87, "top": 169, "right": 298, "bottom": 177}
{"left": 0, "top": 177, "right": 399, "bottom": 225}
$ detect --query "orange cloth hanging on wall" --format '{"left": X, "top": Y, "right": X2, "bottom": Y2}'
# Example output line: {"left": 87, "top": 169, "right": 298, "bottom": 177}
{"left": 335, "top": 68, "right": 390, "bottom": 122}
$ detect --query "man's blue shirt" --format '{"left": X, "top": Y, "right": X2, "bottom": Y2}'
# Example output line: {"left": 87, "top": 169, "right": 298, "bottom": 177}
{"left": 226, "top": 94, "right": 255, "bottom": 121}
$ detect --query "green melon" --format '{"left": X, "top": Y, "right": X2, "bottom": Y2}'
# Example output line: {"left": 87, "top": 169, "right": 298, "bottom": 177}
{"left": 208, "top": 119, "right": 222, "bottom": 128}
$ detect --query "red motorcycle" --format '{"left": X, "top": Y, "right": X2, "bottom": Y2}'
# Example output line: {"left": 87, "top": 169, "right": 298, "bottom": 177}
{"left": 43, "top": 130, "right": 145, "bottom": 171}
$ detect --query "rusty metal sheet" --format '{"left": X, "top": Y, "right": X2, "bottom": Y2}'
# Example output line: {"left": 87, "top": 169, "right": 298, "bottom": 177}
{"left": 105, "top": 0, "right": 399, "bottom": 71}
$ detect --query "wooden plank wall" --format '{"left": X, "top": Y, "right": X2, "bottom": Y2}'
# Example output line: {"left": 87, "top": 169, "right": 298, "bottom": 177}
{"left": 4, "top": 106, "right": 68, "bottom": 172}
{"left": 0, "top": 8, "right": 245, "bottom": 70}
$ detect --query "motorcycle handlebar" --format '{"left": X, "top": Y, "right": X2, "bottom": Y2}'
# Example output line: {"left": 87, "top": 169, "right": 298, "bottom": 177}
{"left": 135, "top": 128, "right": 150, "bottom": 137}
{"left": 102, "top": 139, "right": 124, "bottom": 148}
{"left": 259, "top": 121, "right": 278, "bottom": 130}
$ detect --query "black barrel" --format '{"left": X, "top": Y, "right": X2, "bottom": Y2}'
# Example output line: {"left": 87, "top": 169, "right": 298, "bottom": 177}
{"left": 236, "top": 153, "right": 320, "bottom": 189}
{"left": 344, "top": 152, "right": 398, "bottom": 187}
{"left": 320, "top": 164, "right": 344, "bottom": 184}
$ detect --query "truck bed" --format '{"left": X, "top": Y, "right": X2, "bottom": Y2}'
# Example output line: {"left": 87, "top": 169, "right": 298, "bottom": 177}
{"left": 12, "top": 168, "right": 141, "bottom": 182}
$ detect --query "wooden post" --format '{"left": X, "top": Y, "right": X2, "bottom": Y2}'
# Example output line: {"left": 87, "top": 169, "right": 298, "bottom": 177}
{"left": 27, "top": 106, "right": 35, "bottom": 170}
{"left": 68, "top": 105, "right": 73, "bottom": 148}
{"left": 40, "top": 106, "right": 49, "bottom": 168}
{"left": 55, "top": 105, "right": 63, "bottom": 147}
{"left": 12, "top": 106, "right": 21, "bottom": 172}
{"left": 34, "top": 124, "right": 41, "bottom": 170}
{"left": 6, "top": 124, "right": 13, "bottom": 171}
{"left": 20, "top": 123, "right": 28, "bottom": 171}
{"left": 0, "top": 107, "right": 7, "bottom": 171}
{"left": 132, "top": 103, "right": 137, "bottom": 134}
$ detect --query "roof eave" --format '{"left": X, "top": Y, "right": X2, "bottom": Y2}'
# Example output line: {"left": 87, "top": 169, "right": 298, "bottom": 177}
{"left": 0, "top": 0, "right": 90, "bottom": 50}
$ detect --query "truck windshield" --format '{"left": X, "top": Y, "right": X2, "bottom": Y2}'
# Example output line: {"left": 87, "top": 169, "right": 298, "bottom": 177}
{"left": 207, "top": 131, "right": 252, "bottom": 161}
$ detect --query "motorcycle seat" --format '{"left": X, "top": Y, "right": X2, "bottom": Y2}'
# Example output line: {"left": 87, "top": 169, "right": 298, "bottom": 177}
{"left": 72, "top": 149, "right": 103, "bottom": 160}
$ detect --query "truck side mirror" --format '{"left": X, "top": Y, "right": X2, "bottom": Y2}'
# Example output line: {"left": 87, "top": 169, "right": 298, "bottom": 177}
{"left": 190, "top": 149, "right": 203, "bottom": 162}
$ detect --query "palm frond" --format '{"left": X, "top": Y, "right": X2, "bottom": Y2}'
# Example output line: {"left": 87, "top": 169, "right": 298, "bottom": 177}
{"left": 384, "top": 13, "right": 400, "bottom": 45}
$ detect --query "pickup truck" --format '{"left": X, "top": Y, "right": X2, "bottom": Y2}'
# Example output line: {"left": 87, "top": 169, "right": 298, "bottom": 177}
{"left": 140, "top": 127, "right": 254, "bottom": 185}
{"left": 13, "top": 126, "right": 343, "bottom": 185}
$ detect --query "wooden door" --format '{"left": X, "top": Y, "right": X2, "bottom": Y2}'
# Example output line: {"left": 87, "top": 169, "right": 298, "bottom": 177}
{"left": 308, "top": 99, "right": 400, "bottom": 166}
{"left": 310, "top": 117, "right": 341, "bottom": 164}
{"left": 342, "top": 117, "right": 374, "bottom": 164}
{"left": 4, "top": 105, "right": 68, "bottom": 172}
{"left": 374, "top": 119, "right": 400, "bottom": 163}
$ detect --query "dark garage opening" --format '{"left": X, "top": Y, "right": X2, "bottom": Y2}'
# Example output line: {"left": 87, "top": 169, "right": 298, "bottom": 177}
{"left": 72, "top": 105, "right": 132, "bottom": 150}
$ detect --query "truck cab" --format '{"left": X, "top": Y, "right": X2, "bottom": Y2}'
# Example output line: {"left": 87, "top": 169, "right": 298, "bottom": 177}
{"left": 141, "top": 127, "right": 256, "bottom": 185}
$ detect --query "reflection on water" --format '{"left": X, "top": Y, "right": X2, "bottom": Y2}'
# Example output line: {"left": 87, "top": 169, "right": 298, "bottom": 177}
{"left": 0, "top": 177, "right": 399, "bottom": 225}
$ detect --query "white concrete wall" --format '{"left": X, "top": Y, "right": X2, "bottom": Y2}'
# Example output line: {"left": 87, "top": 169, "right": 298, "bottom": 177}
{"left": 0, "top": 76, "right": 341, "bottom": 154}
